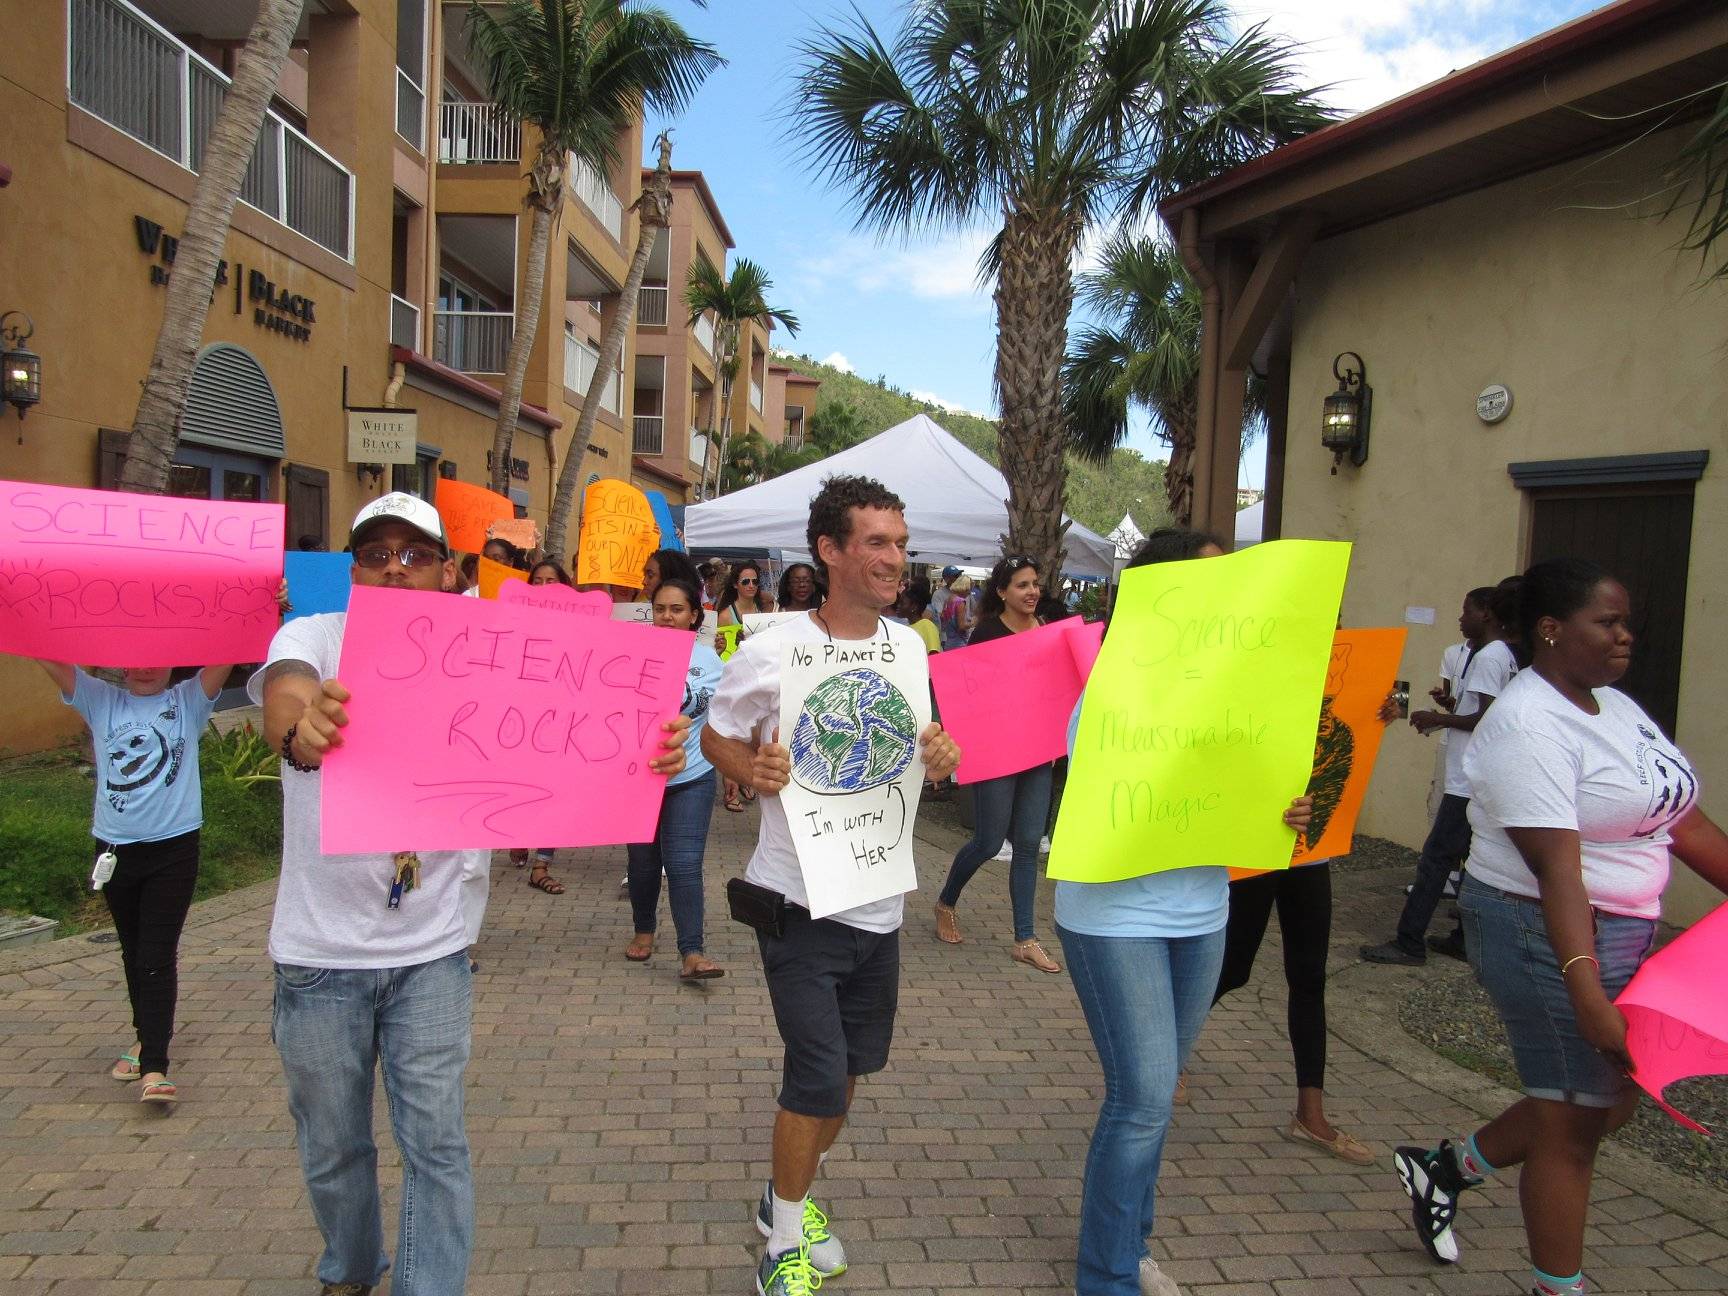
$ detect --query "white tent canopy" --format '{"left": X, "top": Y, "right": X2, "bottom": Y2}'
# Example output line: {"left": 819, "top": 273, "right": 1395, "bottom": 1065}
{"left": 1235, "top": 499, "right": 1264, "bottom": 548}
{"left": 1107, "top": 512, "right": 1144, "bottom": 560}
{"left": 684, "top": 414, "right": 1118, "bottom": 578}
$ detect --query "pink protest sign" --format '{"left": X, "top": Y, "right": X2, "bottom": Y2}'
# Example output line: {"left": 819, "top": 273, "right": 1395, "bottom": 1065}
{"left": 0, "top": 480, "right": 283, "bottom": 666}
{"left": 498, "top": 580, "right": 611, "bottom": 618}
{"left": 321, "top": 585, "right": 694, "bottom": 852}
{"left": 1616, "top": 900, "right": 1728, "bottom": 1133}
{"left": 930, "top": 618, "right": 1101, "bottom": 784}
{"left": 1067, "top": 618, "right": 1104, "bottom": 677}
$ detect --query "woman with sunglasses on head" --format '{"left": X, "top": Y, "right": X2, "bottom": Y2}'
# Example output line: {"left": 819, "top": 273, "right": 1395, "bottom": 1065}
{"left": 1392, "top": 558, "right": 1728, "bottom": 1296}
{"left": 933, "top": 555, "right": 1064, "bottom": 972}
{"left": 777, "top": 561, "right": 824, "bottom": 613}
{"left": 1059, "top": 527, "right": 1314, "bottom": 1296}
{"left": 623, "top": 577, "right": 727, "bottom": 979}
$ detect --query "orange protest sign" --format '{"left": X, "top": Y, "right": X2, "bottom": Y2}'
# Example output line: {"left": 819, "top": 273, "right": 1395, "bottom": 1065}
{"left": 476, "top": 554, "right": 526, "bottom": 599}
{"left": 1232, "top": 627, "right": 1408, "bottom": 879}
{"left": 435, "top": 478, "right": 515, "bottom": 554}
{"left": 576, "top": 479, "right": 660, "bottom": 587}
{"left": 486, "top": 516, "right": 539, "bottom": 550}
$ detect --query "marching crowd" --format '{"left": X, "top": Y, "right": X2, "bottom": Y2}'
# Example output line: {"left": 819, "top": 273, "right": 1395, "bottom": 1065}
{"left": 8, "top": 473, "right": 1725, "bottom": 1296}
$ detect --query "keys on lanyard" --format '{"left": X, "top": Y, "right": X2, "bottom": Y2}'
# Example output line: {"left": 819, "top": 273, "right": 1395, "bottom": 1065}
{"left": 389, "top": 852, "right": 421, "bottom": 909}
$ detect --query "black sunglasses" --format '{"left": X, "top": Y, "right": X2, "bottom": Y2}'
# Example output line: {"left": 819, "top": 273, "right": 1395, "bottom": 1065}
{"left": 353, "top": 543, "right": 445, "bottom": 570}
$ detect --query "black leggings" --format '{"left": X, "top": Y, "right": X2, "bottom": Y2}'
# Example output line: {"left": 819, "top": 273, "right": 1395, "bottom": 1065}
{"left": 102, "top": 830, "right": 200, "bottom": 1076}
{"left": 1213, "top": 862, "right": 1331, "bottom": 1091}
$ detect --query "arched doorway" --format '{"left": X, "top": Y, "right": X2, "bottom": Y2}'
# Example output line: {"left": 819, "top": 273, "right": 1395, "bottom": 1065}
{"left": 168, "top": 343, "right": 285, "bottom": 502}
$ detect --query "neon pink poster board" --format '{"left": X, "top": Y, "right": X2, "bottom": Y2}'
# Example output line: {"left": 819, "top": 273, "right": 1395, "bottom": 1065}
{"left": 321, "top": 584, "right": 694, "bottom": 853}
{"left": 1616, "top": 899, "right": 1728, "bottom": 1133}
{"left": 0, "top": 480, "right": 283, "bottom": 666}
{"left": 930, "top": 618, "right": 1102, "bottom": 784}
{"left": 498, "top": 580, "right": 611, "bottom": 618}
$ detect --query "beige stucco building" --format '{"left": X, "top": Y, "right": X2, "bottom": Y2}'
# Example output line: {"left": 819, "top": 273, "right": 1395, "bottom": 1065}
{"left": 1163, "top": 0, "right": 1727, "bottom": 923}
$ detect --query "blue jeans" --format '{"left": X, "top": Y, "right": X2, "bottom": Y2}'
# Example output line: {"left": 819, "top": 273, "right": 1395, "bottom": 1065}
{"left": 1058, "top": 924, "right": 1227, "bottom": 1296}
{"left": 272, "top": 950, "right": 473, "bottom": 1296}
{"left": 627, "top": 770, "right": 716, "bottom": 956}
{"left": 940, "top": 764, "right": 1054, "bottom": 941}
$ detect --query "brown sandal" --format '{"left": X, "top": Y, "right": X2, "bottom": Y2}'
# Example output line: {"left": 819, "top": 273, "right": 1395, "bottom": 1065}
{"left": 625, "top": 933, "right": 654, "bottom": 962}
{"left": 934, "top": 903, "right": 963, "bottom": 944}
{"left": 1012, "top": 939, "right": 1062, "bottom": 974}
{"left": 679, "top": 954, "right": 725, "bottom": 981}
{"left": 527, "top": 866, "right": 565, "bottom": 895}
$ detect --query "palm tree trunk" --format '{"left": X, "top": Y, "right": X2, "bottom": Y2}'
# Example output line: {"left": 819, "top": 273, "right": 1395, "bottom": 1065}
{"left": 1164, "top": 398, "right": 1198, "bottom": 526}
{"left": 119, "top": 0, "right": 306, "bottom": 494}
{"left": 545, "top": 136, "right": 677, "bottom": 558}
{"left": 489, "top": 138, "right": 562, "bottom": 497}
{"left": 707, "top": 320, "right": 739, "bottom": 498}
{"left": 993, "top": 205, "right": 1077, "bottom": 582}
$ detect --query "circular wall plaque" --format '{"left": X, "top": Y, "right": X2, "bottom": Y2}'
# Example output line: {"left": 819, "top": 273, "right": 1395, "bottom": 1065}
{"left": 1476, "top": 384, "right": 1513, "bottom": 424}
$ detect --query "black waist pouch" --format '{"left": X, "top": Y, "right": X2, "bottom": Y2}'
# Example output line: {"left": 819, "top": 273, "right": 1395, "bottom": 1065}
{"left": 727, "top": 877, "right": 787, "bottom": 938}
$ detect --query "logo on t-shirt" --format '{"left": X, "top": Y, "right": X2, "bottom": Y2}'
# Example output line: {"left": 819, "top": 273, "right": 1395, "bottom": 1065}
{"left": 1632, "top": 732, "right": 1697, "bottom": 839}
{"left": 103, "top": 697, "right": 186, "bottom": 813}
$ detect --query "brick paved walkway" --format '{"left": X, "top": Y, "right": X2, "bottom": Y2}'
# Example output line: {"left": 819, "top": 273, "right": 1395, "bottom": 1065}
{"left": 2, "top": 800, "right": 1724, "bottom": 1295}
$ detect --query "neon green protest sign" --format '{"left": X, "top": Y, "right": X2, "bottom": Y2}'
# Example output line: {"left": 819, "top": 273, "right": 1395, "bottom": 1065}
{"left": 1047, "top": 539, "right": 1351, "bottom": 883}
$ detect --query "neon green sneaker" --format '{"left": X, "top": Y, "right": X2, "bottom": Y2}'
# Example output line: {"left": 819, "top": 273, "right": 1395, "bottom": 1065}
{"left": 755, "top": 1186, "right": 848, "bottom": 1277}
{"left": 756, "top": 1243, "right": 822, "bottom": 1296}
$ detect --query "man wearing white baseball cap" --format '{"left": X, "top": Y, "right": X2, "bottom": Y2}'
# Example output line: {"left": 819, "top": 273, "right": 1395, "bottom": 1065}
{"left": 250, "top": 493, "right": 686, "bottom": 1296}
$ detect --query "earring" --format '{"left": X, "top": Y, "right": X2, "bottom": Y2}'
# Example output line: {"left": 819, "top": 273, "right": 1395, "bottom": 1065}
{"left": 1544, "top": 635, "right": 1557, "bottom": 647}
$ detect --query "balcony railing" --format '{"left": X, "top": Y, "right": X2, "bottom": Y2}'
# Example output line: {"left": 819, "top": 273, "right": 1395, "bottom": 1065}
{"left": 69, "top": 0, "right": 354, "bottom": 260}
{"left": 568, "top": 157, "right": 623, "bottom": 242}
{"left": 637, "top": 285, "right": 668, "bottom": 327}
{"left": 390, "top": 294, "right": 421, "bottom": 351}
{"left": 396, "top": 68, "right": 425, "bottom": 149}
{"left": 750, "top": 379, "right": 764, "bottom": 414}
{"left": 632, "top": 415, "right": 664, "bottom": 456}
{"left": 693, "top": 312, "right": 716, "bottom": 357}
{"left": 564, "top": 334, "right": 621, "bottom": 415}
{"left": 434, "top": 310, "right": 513, "bottom": 373}
{"left": 439, "top": 100, "right": 518, "bottom": 164}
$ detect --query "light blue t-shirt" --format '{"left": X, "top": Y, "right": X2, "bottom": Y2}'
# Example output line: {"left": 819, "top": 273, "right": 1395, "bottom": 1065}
{"left": 672, "top": 643, "right": 724, "bottom": 786}
{"left": 66, "top": 672, "right": 218, "bottom": 845}
{"left": 1052, "top": 693, "right": 1230, "bottom": 937}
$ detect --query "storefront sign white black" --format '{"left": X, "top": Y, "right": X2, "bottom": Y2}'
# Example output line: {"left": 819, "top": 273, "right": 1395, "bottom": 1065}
{"left": 346, "top": 408, "right": 419, "bottom": 465}
{"left": 134, "top": 215, "right": 316, "bottom": 344}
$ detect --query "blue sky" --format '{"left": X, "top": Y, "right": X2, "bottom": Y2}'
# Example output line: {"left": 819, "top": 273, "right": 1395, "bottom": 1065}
{"left": 644, "top": 0, "right": 1602, "bottom": 487}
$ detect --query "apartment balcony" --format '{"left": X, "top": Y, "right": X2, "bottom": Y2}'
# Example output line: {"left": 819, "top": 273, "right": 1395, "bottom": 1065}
{"left": 693, "top": 312, "right": 716, "bottom": 357}
{"left": 439, "top": 100, "right": 518, "bottom": 164}
{"left": 568, "top": 158, "right": 623, "bottom": 242}
{"left": 632, "top": 415, "right": 664, "bottom": 456}
{"left": 434, "top": 310, "right": 512, "bottom": 373}
{"left": 68, "top": 0, "right": 353, "bottom": 260}
{"left": 396, "top": 67, "right": 425, "bottom": 149}
{"left": 750, "top": 379, "right": 764, "bottom": 414}
{"left": 637, "top": 285, "right": 668, "bottom": 327}
{"left": 390, "top": 294, "right": 421, "bottom": 351}
{"left": 564, "top": 334, "right": 621, "bottom": 415}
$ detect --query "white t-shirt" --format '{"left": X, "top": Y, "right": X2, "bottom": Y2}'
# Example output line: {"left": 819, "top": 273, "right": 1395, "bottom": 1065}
{"left": 1435, "top": 641, "right": 1471, "bottom": 758}
{"left": 1443, "top": 638, "right": 1517, "bottom": 797}
{"left": 246, "top": 612, "right": 487, "bottom": 968}
{"left": 1464, "top": 670, "right": 1698, "bottom": 919}
{"left": 707, "top": 611, "right": 924, "bottom": 934}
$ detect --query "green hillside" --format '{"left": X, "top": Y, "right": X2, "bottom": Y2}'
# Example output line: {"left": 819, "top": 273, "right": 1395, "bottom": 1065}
{"left": 772, "top": 352, "right": 1170, "bottom": 538}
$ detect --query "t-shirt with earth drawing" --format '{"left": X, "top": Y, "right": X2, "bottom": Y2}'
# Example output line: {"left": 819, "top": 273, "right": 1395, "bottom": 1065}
{"left": 66, "top": 672, "right": 219, "bottom": 845}
{"left": 707, "top": 611, "right": 926, "bottom": 934}
{"left": 246, "top": 611, "right": 487, "bottom": 969}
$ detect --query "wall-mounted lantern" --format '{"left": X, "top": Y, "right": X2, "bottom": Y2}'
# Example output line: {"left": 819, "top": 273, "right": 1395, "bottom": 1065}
{"left": 1321, "top": 351, "right": 1370, "bottom": 473}
{"left": 1, "top": 311, "right": 42, "bottom": 425}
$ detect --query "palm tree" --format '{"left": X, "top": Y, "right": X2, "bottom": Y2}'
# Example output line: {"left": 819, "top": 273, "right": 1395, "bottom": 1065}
{"left": 1064, "top": 234, "right": 1262, "bottom": 524}
{"left": 683, "top": 258, "right": 799, "bottom": 497}
{"left": 794, "top": 0, "right": 1330, "bottom": 577}
{"left": 119, "top": 0, "right": 307, "bottom": 493}
{"left": 1667, "top": 85, "right": 1728, "bottom": 283}
{"left": 464, "top": 0, "right": 720, "bottom": 505}
{"left": 545, "top": 130, "right": 676, "bottom": 556}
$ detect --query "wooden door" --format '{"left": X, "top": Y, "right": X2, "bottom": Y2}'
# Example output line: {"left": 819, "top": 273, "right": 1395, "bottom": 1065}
{"left": 1527, "top": 484, "right": 1694, "bottom": 738}
{"left": 284, "top": 464, "right": 331, "bottom": 551}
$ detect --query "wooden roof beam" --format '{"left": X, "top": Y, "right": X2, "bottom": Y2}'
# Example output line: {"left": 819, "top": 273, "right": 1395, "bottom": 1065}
{"left": 1220, "top": 211, "right": 1320, "bottom": 372}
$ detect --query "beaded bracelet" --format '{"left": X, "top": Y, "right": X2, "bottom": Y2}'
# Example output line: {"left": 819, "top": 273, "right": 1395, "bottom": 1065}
{"left": 281, "top": 723, "right": 320, "bottom": 774}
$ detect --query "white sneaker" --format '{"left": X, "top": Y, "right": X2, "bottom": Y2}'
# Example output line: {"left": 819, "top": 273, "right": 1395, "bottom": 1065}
{"left": 993, "top": 843, "right": 1013, "bottom": 862}
{"left": 1139, "top": 1255, "right": 1182, "bottom": 1296}
{"left": 1039, "top": 835, "right": 1053, "bottom": 854}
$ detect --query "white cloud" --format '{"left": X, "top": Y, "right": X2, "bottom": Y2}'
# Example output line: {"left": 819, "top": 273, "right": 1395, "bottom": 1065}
{"left": 909, "top": 389, "right": 991, "bottom": 419}
{"left": 794, "top": 227, "right": 996, "bottom": 305}
{"left": 820, "top": 351, "right": 855, "bottom": 373}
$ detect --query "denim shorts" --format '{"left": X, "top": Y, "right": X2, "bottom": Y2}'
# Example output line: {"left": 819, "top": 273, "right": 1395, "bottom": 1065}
{"left": 1459, "top": 876, "right": 1655, "bottom": 1107}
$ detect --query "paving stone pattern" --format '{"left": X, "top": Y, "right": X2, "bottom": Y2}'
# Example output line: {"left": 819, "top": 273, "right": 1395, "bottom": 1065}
{"left": 2, "top": 802, "right": 1724, "bottom": 1295}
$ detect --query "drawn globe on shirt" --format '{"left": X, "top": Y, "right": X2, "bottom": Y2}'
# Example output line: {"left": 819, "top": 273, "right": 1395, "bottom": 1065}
{"left": 789, "top": 669, "right": 917, "bottom": 794}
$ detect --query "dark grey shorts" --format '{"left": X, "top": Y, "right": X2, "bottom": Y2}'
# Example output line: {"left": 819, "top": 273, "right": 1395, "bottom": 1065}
{"left": 757, "top": 909, "right": 899, "bottom": 1118}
